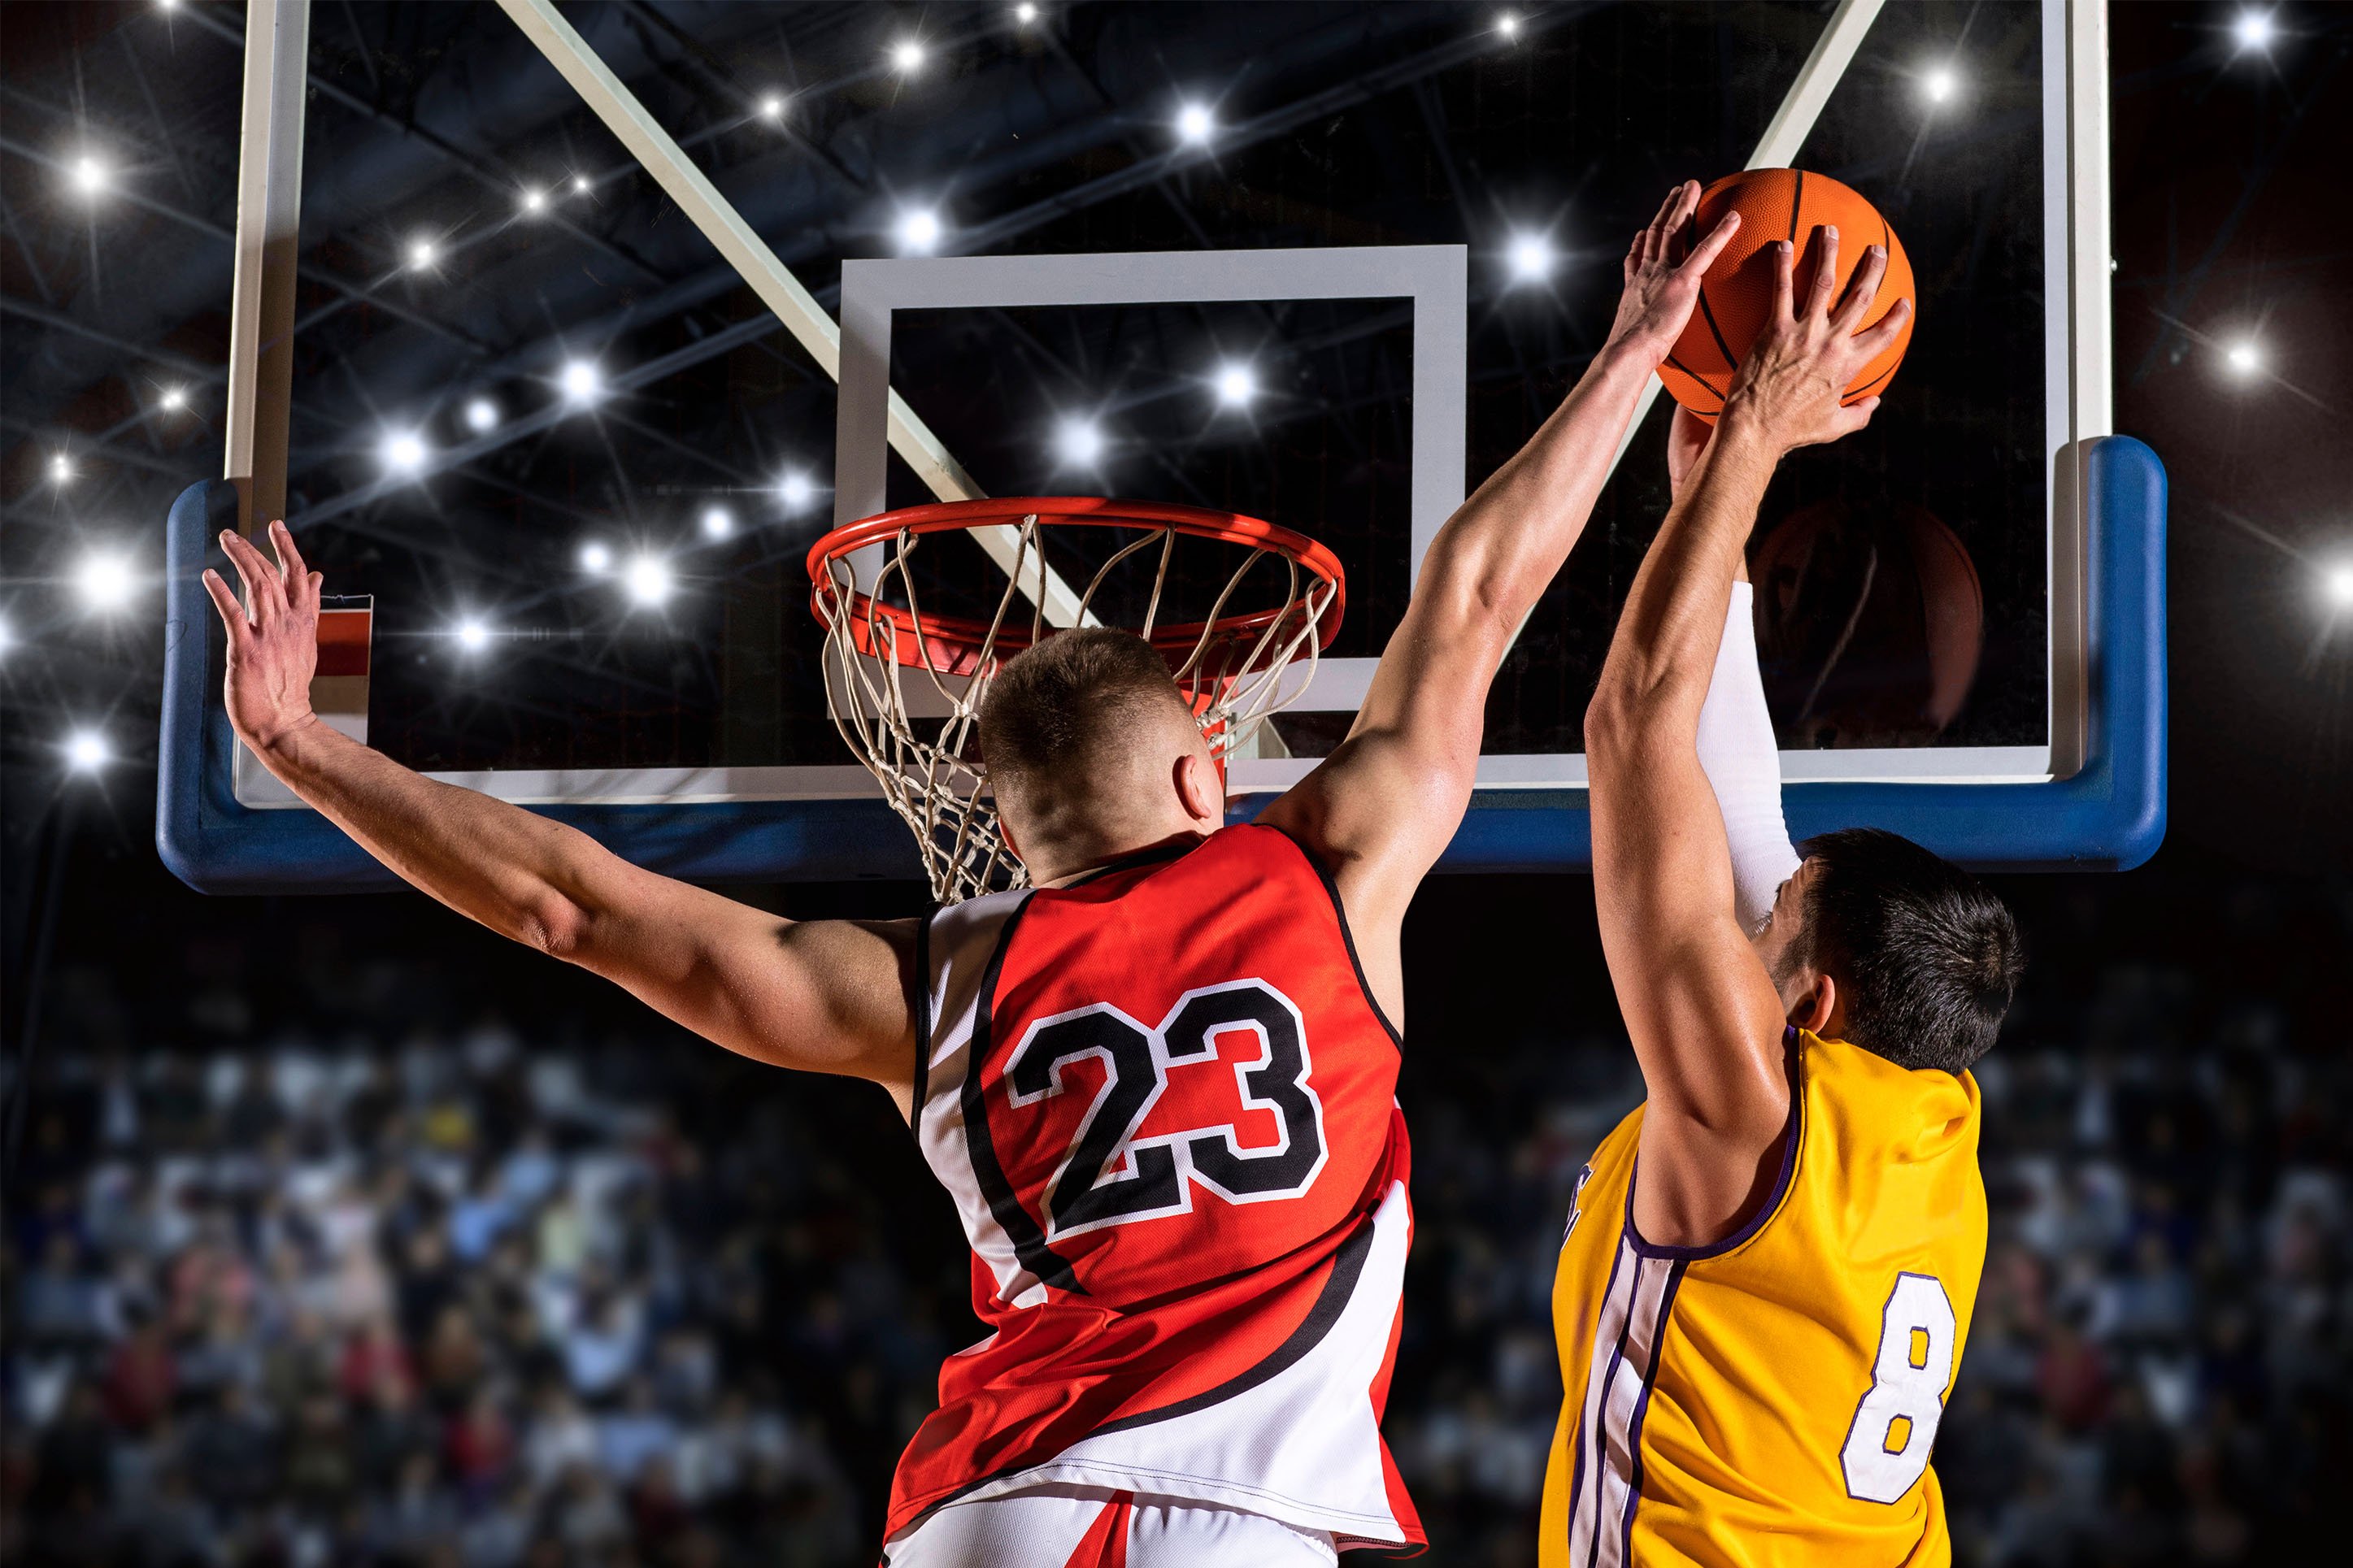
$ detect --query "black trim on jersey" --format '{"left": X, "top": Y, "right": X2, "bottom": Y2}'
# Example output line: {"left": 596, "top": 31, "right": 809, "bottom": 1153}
{"left": 1622, "top": 1027, "right": 1807, "bottom": 1261}
{"left": 958, "top": 892, "right": 1089, "bottom": 1296}
{"left": 905, "top": 914, "right": 932, "bottom": 1136}
{"left": 1263, "top": 824, "right": 1406, "bottom": 1051}
{"left": 1056, "top": 836, "right": 1202, "bottom": 891}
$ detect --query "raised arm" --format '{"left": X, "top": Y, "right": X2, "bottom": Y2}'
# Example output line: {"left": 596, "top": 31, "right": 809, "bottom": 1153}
{"left": 1260, "top": 184, "right": 1741, "bottom": 961}
{"left": 204, "top": 523, "right": 919, "bottom": 1110}
{"left": 1585, "top": 230, "right": 1907, "bottom": 1244}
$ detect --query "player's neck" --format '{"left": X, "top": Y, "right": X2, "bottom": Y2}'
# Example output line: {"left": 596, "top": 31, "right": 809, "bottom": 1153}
{"left": 1032, "top": 827, "right": 1213, "bottom": 888}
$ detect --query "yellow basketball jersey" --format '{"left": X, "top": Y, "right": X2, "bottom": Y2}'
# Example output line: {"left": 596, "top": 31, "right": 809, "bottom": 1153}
{"left": 1538, "top": 1028, "right": 1985, "bottom": 1567}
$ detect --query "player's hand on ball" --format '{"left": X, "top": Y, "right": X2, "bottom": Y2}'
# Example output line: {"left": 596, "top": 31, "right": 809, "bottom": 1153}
{"left": 1721, "top": 226, "right": 1912, "bottom": 454}
{"left": 1607, "top": 180, "right": 1742, "bottom": 367}
{"left": 202, "top": 519, "right": 324, "bottom": 752}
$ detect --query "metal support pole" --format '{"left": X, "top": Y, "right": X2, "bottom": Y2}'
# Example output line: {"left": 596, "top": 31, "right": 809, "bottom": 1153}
{"left": 224, "top": 0, "right": 309, "bottom": 536}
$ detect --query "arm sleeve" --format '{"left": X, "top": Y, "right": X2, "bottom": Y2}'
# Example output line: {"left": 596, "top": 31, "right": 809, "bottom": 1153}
{"left": 1695, "top": 582, "right": 1802, "bottom": 933}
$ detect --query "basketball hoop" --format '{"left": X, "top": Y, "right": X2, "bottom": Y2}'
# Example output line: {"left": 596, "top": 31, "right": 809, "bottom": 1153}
{"left": 809, "top": 497, "right": 1345, "bottom": 905}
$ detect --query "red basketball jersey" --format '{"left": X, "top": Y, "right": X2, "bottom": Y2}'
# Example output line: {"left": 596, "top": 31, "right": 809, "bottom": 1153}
{"left": 883, "top": 825, "right": 1423, "bottom": 1553}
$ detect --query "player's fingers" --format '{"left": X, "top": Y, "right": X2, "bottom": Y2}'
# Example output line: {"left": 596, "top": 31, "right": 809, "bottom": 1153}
{"left": 269, "top": 519, "right": 310, "bottom": 593}
{"left": 1833, "top": 244, "right": 1889, "bottom": 332}
{"left": 1665, "top": 180, "right": 1701, "bottom": 241}
{"left": 1835, "top": 396, "right": 1881, "bottom": 438}
{"left": 1647, "top": 182, "right": 1686, "bottom": 240}
{"left": 1678, "top": 209, "right": 1742, "bottom": 279}
{"left": 1806, "top": 226, "right": 1841, "bottom": 319}
{"left": 1771, "top": 239, "right": 1796, "bottom": 323}
{"left": 217, "top": 531, "right": 281, "bottom": 623}
{"left": 201, "top": 568, "right": 252, "bottom": 642}
{"left": 1854, "top": 295, "right": 1912, "bottom": 358}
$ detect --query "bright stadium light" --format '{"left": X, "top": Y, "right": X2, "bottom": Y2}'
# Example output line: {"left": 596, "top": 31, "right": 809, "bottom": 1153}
{"left": 64, "top": 728, "right": 110, "bottom": 774}
{"left": 891, "top": 39, "right": 925, "bottom": 73}
{"left": 701, "top": 505, "right": 735, "bottom": 541}
{"left": 49, "top": 452, "right": 73, "bottom": 485}
{"left": 1921, "top": 63, "right": 1960, "bottom": 104}
{"left": 572, "top": 174, "right": 592, "bottom": 197}
{"left": 67, "top": 153, "right": 109, "bottom": 198}
{"left": 2233, "top": 9, "right": 2277, "bottom": 51}
{"left": 579, "top": 541, "right": 613, "bottom": 574}
{"left": 159, "top": 385, "right": 187, "bottom": 411}
{"left": 624, "top": 553, "right": 674, "bottom": 608}
{"left": 1176, "top": 102, "right": 1215, "bottom": 146}
{"left": 406, "top": 236, "right": 438, "bottom": 271}
{"left": 455, "top": 618, "right": 491, "bottom": 653}
{"left": 2225, "top": 340, "right": 2264, "bottom": 378}
{"left": 463, "top": 397, "right": 499, "bottom": 433}
{"left": 1496, "top": 11, "right": 1522, "bottom": 41}
{"left": 778, "top": 470, "right": 816, "bottom": 512}
{"left": 381, "top": 429, "right": 428, "bottom": 473}
{"left": 0, "top": 613, "right": 12, "bottom": 659}
{"left": 1507, "top": 231, "right": 1554, "bottom": 284}
{"left": 897, "top": 207, "right": 942, "bottom": 254}
{"left": 559, "top": 358, "right": 602, "bottom": 404}
{"left": 1016, "top": 2, "right": 1039, "bottom": 23}
{"left": 757, "top": 93, "right": 786, "bottom": 122}
{"left": 76, "top": 551, "right": 134, "bottom": 611}
{"left": 520, "top": 185, "right": 548, "bottom": 215}
{"left": 1055, "top": 416, "right": 1105, "bottom": 468}
{"left": 2325, "top": 562, "right": 2353, "bottom": 610}
{"left": 1214, "top": 361, "right": 1258, "bottom": 409}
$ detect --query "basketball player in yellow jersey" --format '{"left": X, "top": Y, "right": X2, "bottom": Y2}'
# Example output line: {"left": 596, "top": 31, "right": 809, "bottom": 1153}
{"left": 1543, "top": 227, "right": 2025, "bottom": 1566}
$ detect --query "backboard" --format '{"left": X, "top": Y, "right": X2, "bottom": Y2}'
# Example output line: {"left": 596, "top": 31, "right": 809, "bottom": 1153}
{"left": 159, "top": 0, "right": 2162, "bottom": 893}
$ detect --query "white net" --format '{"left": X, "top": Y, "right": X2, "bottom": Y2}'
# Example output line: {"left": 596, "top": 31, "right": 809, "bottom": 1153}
{"left": 811, "top": 502, "right": 1342, "bottom": 905}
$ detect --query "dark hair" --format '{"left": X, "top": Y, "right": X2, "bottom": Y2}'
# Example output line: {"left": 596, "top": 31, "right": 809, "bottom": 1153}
{"left": 1789, "top": 827, "right": 2023, "bottom": 1075}
{"left": 976, "top": 628, "right": 1190, "bottom": 793}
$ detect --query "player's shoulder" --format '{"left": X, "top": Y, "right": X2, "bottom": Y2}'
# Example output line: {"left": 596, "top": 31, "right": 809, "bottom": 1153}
{"left": 1799, "top": 1030, "right": 1981, "bottom": 1166}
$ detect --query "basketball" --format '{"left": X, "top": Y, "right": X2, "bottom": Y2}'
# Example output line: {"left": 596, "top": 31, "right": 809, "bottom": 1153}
{"left": 1658, "top": 168, "right": 1916, "bottom": 420}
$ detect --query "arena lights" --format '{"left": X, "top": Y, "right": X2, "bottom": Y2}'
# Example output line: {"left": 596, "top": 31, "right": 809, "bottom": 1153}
{"left": 757, "top": 93, "right": 786, "bottom": 123}
{"left": 701, "top": 505, "right": 735, "bottom": 541}
{"left": 1016, "top": 2, "right": 1040, "bottom": 23}
{"left": 1214, "top": 361, "right": 1258, "bottom": 409}
{"left": 1507, "top": 232, "right": 1555, "bottom": 284}
{"left": 407, "top": 236, "right": 439, "bottom": 271}
{"left": 75, "top": 550, "right": 135, "bottom": 612}
{"left": 1055, "top": 416, "right": 1106, "bottom": 469}
{"left": 2233, "top": 9, "right": 2277, "bottom": 52}
{"left": 463, "top": 397, "right": 499, "bottom": 434}
{"left": 572, "top": 175, "right": 593, "bottom": 197}
{"left": 67, "top": 153, "right": 109, "bottom": 198}
{"left": 1921, "top": 64, "right": 1960, "bottom": 105}
{"left": 0, "top": 613, "right": 12, "bottom": 660}
{"left": 559, "top": 358, "right": 603, "bottom": 405}
{"left": 455, "top": 618, "right": 492, "bottom": 653}
{"left": 64, "top": 728, "right": 111, "bottom": 774}
{"left": 890, "top": 39, "right": 926, "bottom": 74}
{"left": 578, "top": 541, "right": 614, "bottom": 574}
{"left": 2225, "top": 340, "right": 2264, "bottom": 378}
{"left": 48, "top": 452, "right": 73, "bottom": 485}
{"left": 520, "top": 185, "right": 549, "bottom": 215}
{"left": 897, "top": 207, "right": 942, "bottom": 254}
{"left": 2324, "top": 562, "right": 2353, "bottom": 611}
{"left": 623, "top": 553, "right": 674, "bottom": 608}
{"left": 1496, "top": 12, "right": 1522, "bottom": 42}
{"left": 777, "top": 471, "right": 816, "bottom": 512}
{"left": 159, "top": 385, "right": 187, "bottom": 411}
{"left": 1176, "top": 102, "right": 1215, "bottom": 146}
{"left": 380, "top": 429, "right": 428, "bottom": 474}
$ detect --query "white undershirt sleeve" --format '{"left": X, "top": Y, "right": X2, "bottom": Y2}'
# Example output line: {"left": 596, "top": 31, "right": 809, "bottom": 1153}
{"left": 1695, "top": 581, "right": 1803, "bottom": 933}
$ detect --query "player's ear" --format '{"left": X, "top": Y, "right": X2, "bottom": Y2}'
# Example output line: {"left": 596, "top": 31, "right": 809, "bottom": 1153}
{"left": 1794, "top": 972, "right": 1838, "bottom": 1036}
{"left": 1173, "top": 749, "right": 1222, "bottom": 828}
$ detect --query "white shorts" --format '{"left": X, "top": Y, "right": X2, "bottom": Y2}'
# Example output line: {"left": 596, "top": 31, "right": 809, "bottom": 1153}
{"left": 884, "top": 1484, "right": 1340, "bottom": 1568}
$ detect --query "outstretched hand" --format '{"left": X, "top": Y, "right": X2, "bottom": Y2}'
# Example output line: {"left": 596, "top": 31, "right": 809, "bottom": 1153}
{"left": 202, "top": 519, "right": 324, "bottom": 753}
{"left": 1720, "top": 226, "right": 1911, "bottom": 455}
{"left": 1607, "top": 180, "right": 1742, "bottom": 367}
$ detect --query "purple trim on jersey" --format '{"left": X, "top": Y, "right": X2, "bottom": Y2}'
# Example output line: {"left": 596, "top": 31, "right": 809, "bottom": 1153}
{"left": 1615, "top": 1258, "right": 1690, "bottom": 1564}
{"left": 1564, "top": 1232, "right": 1629, "bottom": 1564}
{"left": 1620, "top": 1028, "right": 1807, "bottom": 1262}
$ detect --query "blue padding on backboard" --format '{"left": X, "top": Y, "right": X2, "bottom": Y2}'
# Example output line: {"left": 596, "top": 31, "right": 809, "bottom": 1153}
{"left": 1379, "top": 433, "right": 2168, "bottom": 875}
{"left": 159, "top": 437, "right": 2162, "bottom": 893}
{"left": 156, "top": 480, "right": 925, "bottom": 895}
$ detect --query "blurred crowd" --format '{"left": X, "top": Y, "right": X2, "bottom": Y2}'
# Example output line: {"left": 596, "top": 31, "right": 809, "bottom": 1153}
{"left": 4, "top": 878, "right": 2348, "bottom": 1566}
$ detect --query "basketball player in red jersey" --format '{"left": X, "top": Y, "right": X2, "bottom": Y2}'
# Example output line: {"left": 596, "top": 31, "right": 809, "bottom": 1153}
{"left": 202, "top": 187, "right": 1738, "bottom": 1564}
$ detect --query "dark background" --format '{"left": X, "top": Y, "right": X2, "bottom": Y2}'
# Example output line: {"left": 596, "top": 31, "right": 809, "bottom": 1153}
{"left": 6, "top": 4, "right": 2352, "bottom": 1566}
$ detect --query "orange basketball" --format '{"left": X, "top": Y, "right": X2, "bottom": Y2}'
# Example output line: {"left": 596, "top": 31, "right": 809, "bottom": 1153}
{"left": 1658, "top": 168, "right": 1916, "bottom": 422}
